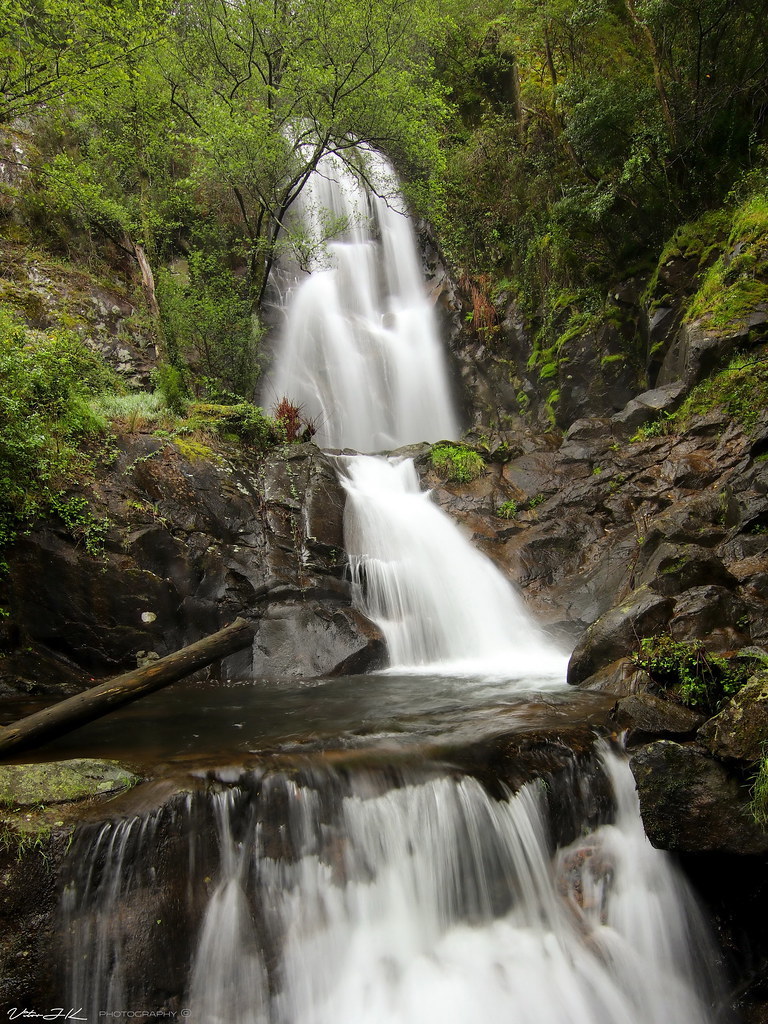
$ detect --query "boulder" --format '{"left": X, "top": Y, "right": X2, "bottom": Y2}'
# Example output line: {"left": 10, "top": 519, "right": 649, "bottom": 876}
{"left": 610, "top": 693, "right": 704, "bottom": 744}
{"left": 669, "top": 585, "right": 750, "bottom": 650}
{"left": 567, "top": 588, "right": 674, "bottom": 687}
{"left": 576, "top": 657, "right": 651, "bottom": 696}
{"left": 636, "top": 542, "right": 737, "bottom": 596}
{"left": 630, "top": 740, "right": 768, "bottom": 854}
{"left": 254, "top": 603, "right": 385, "bottom": 678}
{"left": 698, "top": 671, "right": 768, "bottom": 762}
{"left": 610, "top": 382, "right": 687, "bottom": 435}
{"left": 0, "top": 759, "right": 139, "bottom": 806}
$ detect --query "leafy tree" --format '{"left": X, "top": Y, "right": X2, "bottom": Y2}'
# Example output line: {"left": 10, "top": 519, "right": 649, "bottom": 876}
{"left": 162, "top": 0, "right": 448, "bottom": 302}
{"left": 0, "top": 0, "right": 167, "bottom": 126}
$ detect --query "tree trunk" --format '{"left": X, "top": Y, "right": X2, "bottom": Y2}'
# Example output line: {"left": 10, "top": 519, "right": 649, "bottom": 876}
{"left": 0, "top": 618, "right": 257, "bottom": 757}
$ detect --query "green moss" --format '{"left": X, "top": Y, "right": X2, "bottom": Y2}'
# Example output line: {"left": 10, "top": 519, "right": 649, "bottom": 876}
{"left": 430, "top": 443, "right": 485, "bottom": 483}
{"left": 673, "top": 354, "right": 768, "bottom": 432}
{"left": 684, "top": 193, "right": 768, "bottom": 332}
{"left": 171, "top": 437, "right": 219, "bottom": 463}
{"left": 0, "top": 760, "right": 138, "bottom": 807}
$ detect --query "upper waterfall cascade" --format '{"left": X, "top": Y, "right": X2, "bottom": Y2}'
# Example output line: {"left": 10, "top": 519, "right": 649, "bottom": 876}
{"left": 264, "top": 149, "right": 458, "bottom": 452}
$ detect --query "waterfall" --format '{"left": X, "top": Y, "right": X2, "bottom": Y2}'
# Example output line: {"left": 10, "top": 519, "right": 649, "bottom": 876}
{"left": 55, "top": 149, "right": 728, "bottom": 1023}
{"left": 265, "top": 147, "right": 565, "bottom": 677}
{"left": 62, "top": 751, "right": 725, "bottom": 1023}
{"left": 340, "top": 455, "right": 566, "bottom": 676}
{"left": 264, "top": 149, "right": 458, "bottom": 452}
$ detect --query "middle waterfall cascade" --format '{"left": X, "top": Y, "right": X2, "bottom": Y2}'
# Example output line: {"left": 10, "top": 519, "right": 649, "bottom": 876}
{"left": 340, "top": 455, "right": 566, "bottom": 676}
{"left": 62, "top": 752, "right": 724, "bottom": 1024}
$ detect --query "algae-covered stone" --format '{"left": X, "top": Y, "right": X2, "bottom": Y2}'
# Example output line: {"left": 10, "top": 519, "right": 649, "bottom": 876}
{"left": 0, "top": 759, "right": 139, "bottom": 806}
{"left": 698, "top": 670, "right": 768, "bottom": 762}
{"left": 629, "top": 740, "right": 768, "bottom": 854}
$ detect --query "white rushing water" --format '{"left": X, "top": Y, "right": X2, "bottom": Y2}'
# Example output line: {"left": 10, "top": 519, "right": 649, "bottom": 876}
{"left": 63, "top": 753, "right": 723, "bottom": 1023}
{"left": 266, "top": 145, "right": 566, "bottom": 680}
{"left": 264, "top": 149, "right": 458, "bottom": 452}
{"left": 341, "top": 454, "right": 566, "bottom": 677}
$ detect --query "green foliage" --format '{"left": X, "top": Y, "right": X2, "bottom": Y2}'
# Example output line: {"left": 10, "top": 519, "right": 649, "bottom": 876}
{"left": 750, "top": 755, "right": 768, "bottom": 828}
{"left": 152, "top": 364, "right": 188, "bottom": 417}
{"left": 496, "top": 493, "right": 546, "bottom": 518}
{"left": 633, "top": 635, "right": 749, "bottom": 716}
{"left": 685, "top": 194, "right": 768, "bottom": 332}
{"left": 157, "top": 255, "right": 259, "bottom": 397}
{"left": 0, "top": 308, "right": 116, "bottom": 560}
{"left": 496, "top": 500, "right": 518, "bottom": 519}
{"left": 430, "top": 444, "right": 485, "bottom": 483}
{"left": 673, "top": 354, "right": 768, "bottom": 433}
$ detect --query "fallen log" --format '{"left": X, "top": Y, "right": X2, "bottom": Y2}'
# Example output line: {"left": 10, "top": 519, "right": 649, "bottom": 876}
{"left": 0, "top": 617, "right": 256, "bottom": 757}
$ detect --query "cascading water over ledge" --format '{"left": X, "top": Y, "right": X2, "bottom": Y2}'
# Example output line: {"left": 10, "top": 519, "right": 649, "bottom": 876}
{"left": 60, "top": 749, "right": 727, "bottom": 1024}
{"left": 339, "top": 454, "right": 567, "bottom": 678}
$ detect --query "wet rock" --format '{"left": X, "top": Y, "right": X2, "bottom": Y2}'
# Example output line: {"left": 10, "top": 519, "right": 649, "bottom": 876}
{"left": 254, "top": 603, "right": 385, "bottom": 678}
{"left": 698, "top": 671, "right": 768, "bottom": 762}
{"left": 669, "top": 585, "right": 750, "bottom": 651}
{"left": 0, "top": 759, "right": 139, "bottom": 806}
{"left": 567, "top": 588, "right": 674, "bottom": 687}
{"left": 577, "top": 657, "right": 651, "bottom": 696}
{"left": 611, "top": 382, "right": 686, "bottom": 435}
{"left": 630, "top": 740, "right": 768, "bottom": 854}
{"left": 611, "top": 693, "right": 704, "bottom": 744}
{"left": 658, "top": 321, "right": 754, "bottom": 388}
{"left": 2, "top": 440, "right": 356, "bottom": 691}
{"left": 636, "top": 542, "right": 737, "bottom": 596}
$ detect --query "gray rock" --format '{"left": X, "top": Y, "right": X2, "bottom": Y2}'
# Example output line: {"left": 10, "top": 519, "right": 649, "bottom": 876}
{"left": 611, "top": 692, "right": 704, "bottom": 743}
{"left": 254, "top": 602, "right": 385, "bottom": 678}
{"left": 567, "top": 588, "right": 674, "bottom": 687}
{"left": 611, "top": 382, "right": 687, "bottom": 435}
{"left": 636, "top": 541, "right": 737, "bottom": 596}
{"left": 630, "top": 740, "right": 768, "bottom": 854}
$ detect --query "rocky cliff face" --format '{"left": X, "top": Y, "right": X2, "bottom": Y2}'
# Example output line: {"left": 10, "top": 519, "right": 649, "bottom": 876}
{"left": 0, "top": 438, "right": 384, "bottom": 697}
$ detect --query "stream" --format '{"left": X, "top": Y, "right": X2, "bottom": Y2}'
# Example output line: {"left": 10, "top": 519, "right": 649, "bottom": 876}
{"left": 54, "top": 148, "right": 730, "bottom": 1022}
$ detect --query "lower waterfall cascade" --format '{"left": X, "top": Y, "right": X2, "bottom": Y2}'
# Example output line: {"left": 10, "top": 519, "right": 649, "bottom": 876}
{"left": 56, "top": 148, "right": 732, "bottom": 1023}
{"left": 61, "top": 751, "right": 726, "bottom": 1024}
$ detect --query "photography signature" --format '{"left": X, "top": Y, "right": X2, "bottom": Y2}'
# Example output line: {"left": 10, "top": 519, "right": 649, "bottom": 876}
{"left": 7, "top": 1012, "right": 86, "bottom": 1022}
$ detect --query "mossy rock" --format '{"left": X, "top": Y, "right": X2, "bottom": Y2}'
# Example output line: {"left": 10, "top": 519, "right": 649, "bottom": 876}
{"left": 0, "top": 759, "right": 139, "bottom": 807}
{"left": 698, "top": 670, "right": 768, "bottom": 762}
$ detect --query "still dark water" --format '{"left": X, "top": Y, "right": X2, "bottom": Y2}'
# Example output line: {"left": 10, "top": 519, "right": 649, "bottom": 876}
{"left": 0, "top": 672, "right": 614, "bottom": 771}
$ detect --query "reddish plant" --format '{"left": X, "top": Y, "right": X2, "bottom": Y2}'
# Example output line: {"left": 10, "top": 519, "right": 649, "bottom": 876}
{"left": 273, "top": 397, "right": 304, "bottom": 442}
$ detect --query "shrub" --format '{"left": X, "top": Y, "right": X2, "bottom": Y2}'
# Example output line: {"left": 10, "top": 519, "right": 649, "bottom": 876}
{"left": 0, "top": 309, "right": 115, "bottom": 561}
{"left": 272, "top": 397, "right": 317, "bottom": 443}
{"left": 430, "top": 443, "right": 485, "bottom": 483}
{"left": 633, "top": 634, "right": 750, "bottom": 716}
{"left": 152, "top": 363, "right": 189, "bottom": 417}
{"left": 156, "top": 252, "right": 260, "bottom": 397}
{"left": 496, "top": 500, "right": 518, "bottom": 519}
